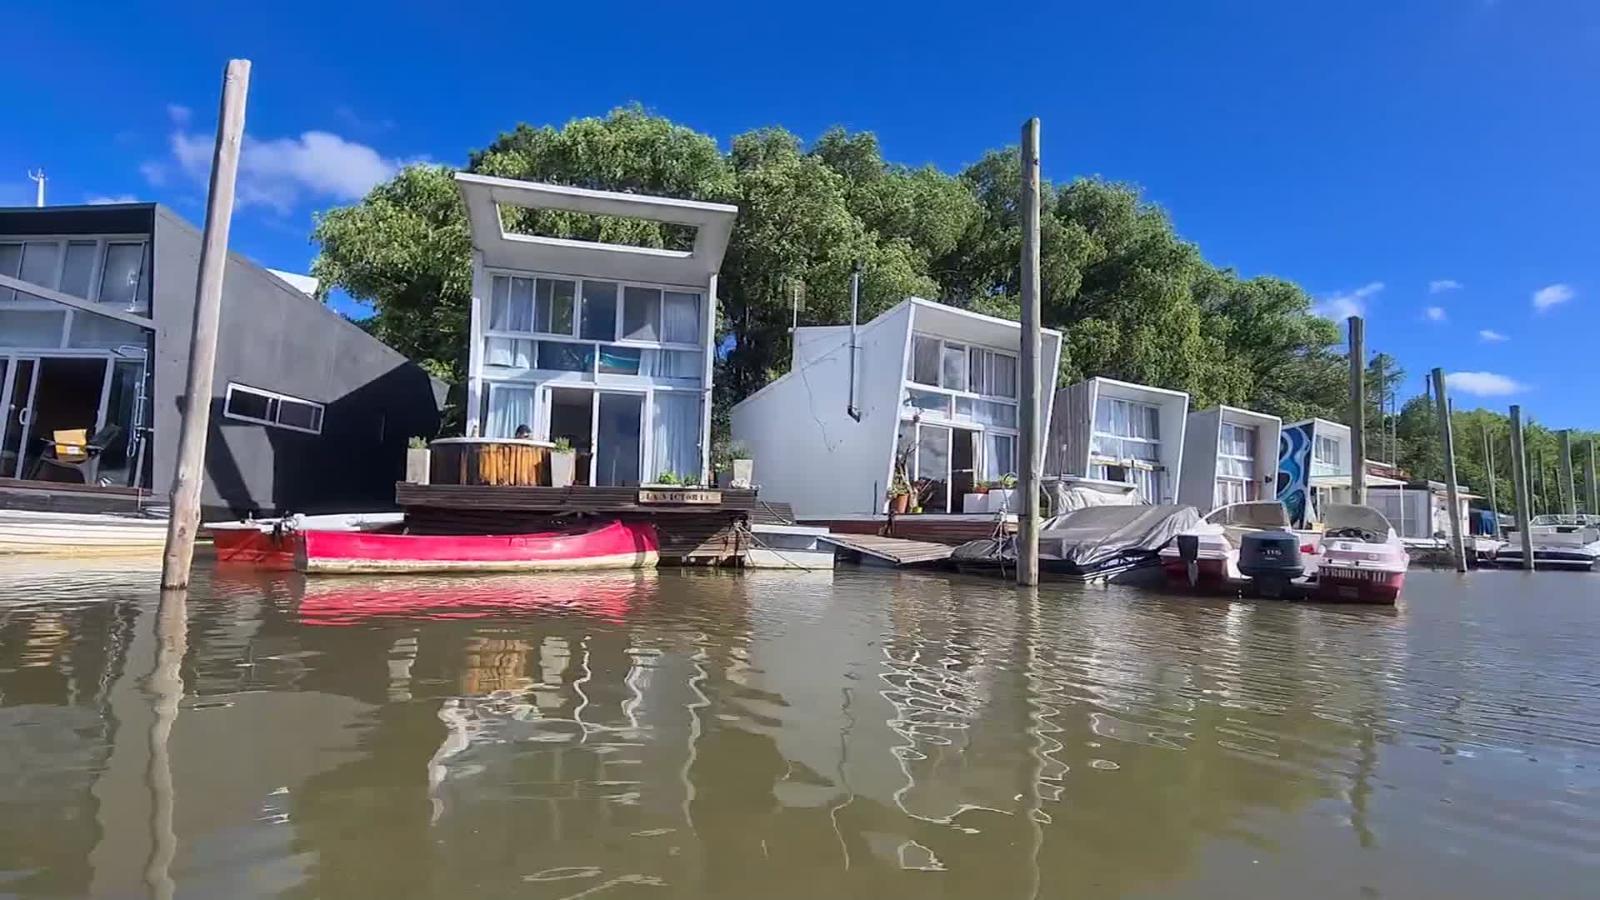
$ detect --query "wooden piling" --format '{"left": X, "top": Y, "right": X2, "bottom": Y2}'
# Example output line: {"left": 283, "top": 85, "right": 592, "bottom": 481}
{"left": 1509, "top": 405, "right": 1535, "bottom": 570}
{"left": 1559, "top": 430, "right": 1577, "bottom": 516}
{"left": 1482, "top": 422, "right": 1498, "bottom": 516}
{"left": 1347, "top": 317, "right": 1367, "bottom": 505}
{"left": 1589, "top": 439, "right": 1598, "bottom": 516}
{"left": 1017, "top": 117, "right": 1042, "bottom": 587}
{"left": 160, "top": 60, "right": 250, "bottom": 590}
{"left": 1430, "top": 369, "right": 1467, "bottom": 571}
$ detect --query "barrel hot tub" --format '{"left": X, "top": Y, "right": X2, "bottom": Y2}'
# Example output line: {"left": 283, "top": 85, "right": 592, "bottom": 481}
{"left": 428, "top": 437, "right": 554, "bottom": 487}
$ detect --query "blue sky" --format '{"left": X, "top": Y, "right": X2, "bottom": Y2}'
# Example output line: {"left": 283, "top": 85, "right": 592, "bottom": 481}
{"left": 4, "top": 0, "right": 1596, "bottom": 426}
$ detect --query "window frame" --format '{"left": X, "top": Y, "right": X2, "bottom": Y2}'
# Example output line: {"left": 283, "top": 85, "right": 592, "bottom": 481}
{"left": 1090, "top": 396, "right": 1163, "bottom": 464}
{"left": 222, "top": 382, "right": 325, "bottom": 435}
{"left": 483, "top": 268, "right": 704, "bottom": 352}
{"left": 0, "top": 235, "right": 151, "bottom": 312}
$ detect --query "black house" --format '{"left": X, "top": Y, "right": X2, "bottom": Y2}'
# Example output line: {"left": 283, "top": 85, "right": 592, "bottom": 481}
{"left": 0, "top": 203, "right": 442, "bottom": 517}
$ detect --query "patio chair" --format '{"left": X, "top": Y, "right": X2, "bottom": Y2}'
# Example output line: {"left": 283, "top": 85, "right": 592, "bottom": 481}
{"left": 29, "top": 424, "right": 124, "bottom": 486}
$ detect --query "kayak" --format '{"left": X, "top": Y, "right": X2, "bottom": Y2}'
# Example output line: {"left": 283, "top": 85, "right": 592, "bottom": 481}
{"left": 299, "top": 520, "right": 659, "bottom": 574}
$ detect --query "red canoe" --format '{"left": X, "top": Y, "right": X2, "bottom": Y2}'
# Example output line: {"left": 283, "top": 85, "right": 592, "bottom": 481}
{"left": 299, "top": 520, "right": 659, "bottom": 574}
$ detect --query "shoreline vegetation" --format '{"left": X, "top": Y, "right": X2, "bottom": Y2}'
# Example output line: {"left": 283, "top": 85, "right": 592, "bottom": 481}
{"left": 311, "top": 106, "right": 1595, "bottom": 507}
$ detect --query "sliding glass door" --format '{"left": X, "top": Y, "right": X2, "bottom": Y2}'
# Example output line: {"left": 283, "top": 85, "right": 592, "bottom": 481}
{"left": 0, "top": 357, "right": 39, "bottom": 479}
{"left": 594, "top": 392, "right": 643, "bottom": 487}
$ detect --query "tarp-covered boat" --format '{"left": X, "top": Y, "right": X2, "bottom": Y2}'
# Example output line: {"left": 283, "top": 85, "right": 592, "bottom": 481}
{"left": 952, "top": 504, "right": 1201, "bottom": 583}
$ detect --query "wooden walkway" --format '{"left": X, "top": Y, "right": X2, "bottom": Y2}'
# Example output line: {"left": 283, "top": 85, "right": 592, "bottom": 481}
{"left": 816, "top": 533, "right": 954, "bottom": 566}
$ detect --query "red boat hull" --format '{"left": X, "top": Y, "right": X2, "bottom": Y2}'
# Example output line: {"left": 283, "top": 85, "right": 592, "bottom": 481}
{"left": 298, "top": 520, "right": 659, "bottom": 574}
{"left": 1160, "top": 557, "right": 1229, "bottom": 591}
{"left": 211, "top": 527, "right": 299, "bottom": 570}
{"left": 1315, "top": 567, "right": 1405, "bottom": 604}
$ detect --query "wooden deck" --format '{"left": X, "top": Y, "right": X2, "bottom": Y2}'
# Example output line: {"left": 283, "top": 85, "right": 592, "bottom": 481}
{"left": 800, "top": 513, "right": 1011, "bottom": 547}
{"left": 0, "top": 477, "right": 153, "bottom": 515}
{"left": 816, "top": 533, "right": 954, "bottom": 566}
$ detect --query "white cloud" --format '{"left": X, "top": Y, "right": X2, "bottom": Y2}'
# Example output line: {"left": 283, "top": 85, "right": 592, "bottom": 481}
{"left": 1312, "top": 281, "right": 1384, "bottom": 320}
{"left": 86, "top": 194, "right": 140, "bottom": 205}
{"left": 1424, "top": 305, "right": 1447, "bottom": 322}
{"left": 167, "top": 104, "right": 192, "bottom": 125}
{"left": 1445, "top": 371, "right": 1526, "bottom": 396}
{"left": 1478, "top": 329, "right": 1509, "bottom": 343}
{"left": 144, "top": 103, "right": 410, "bottom": 214}
{"left": 1429, "top": 279, "right": 1462, "bottom": 294}
{"left": 1532, "top": 282, "right": 1574, "bottom": 312}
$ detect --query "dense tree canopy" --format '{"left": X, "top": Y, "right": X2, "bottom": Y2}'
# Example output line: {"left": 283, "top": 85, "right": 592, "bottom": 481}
{"left": 310, "top": 108, "right": 1377, "bottom": 452}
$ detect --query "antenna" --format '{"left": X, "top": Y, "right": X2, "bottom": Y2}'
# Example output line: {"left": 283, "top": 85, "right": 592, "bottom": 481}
{"left": 27, "top": 168, "right": 46, "bottom": 207}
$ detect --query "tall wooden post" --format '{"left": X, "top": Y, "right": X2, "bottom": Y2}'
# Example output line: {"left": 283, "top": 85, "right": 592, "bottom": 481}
{"left": 1347, "top": 317, "right": 1367, "bottom": 505}
{"left": 1482, "top": 423, "right": 1498, "bottom": 516}
{"left": 1580, "top": 438, "right": 1593, "bottom": 515}
{"left": 1016, "top": 117, "right": 1043, "bottom": 587}
{"left": 1509, "top": 405, "right": 1535, "bottom": 569}
{"left": 160, "top": 59, "right": 251, "bottom": 590}
{"left": 1559, "top": 430, "right": 1577, "bottom": 516}
{"left": 1430, "top": 369, "right": 1467, "bottom": 571}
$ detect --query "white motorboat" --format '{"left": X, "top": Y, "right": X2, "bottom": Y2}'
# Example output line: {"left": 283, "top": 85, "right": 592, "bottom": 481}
{"left": 1159, "top": 501, "right": 1320, "bottom": 592}
{"left": 1497, "top": 514, "right": 1600, "bottom": 570}
{"left": 1313, "top": 504, "right": 1409, "bottom": 604}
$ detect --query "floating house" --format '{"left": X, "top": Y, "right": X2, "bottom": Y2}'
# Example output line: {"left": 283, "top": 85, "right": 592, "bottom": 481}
{"left": 1276, "top": 417, "right": 1404, "bottom": 526}
{"left": 456, "top": 173, "right": 737, "bottom": 486}
{"left": 1177, "top": 406, "right": 1282, "bottom": 512}
{"left": 1369, "top": 481, "right": 1476, "bottom": 540}
{"left": 1045, "top": 377, "right": 1190, "bottom": 504}
{"left": 0, "top": 203, "right": 441, "bottom": 517}
{"left": 730, "top": 298, "right": 1063, "bottom": 520}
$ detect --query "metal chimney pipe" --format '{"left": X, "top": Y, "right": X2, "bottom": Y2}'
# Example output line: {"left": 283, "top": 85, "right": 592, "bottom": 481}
{"left": 846, "top": 262, "right": 862, "bottom": 422}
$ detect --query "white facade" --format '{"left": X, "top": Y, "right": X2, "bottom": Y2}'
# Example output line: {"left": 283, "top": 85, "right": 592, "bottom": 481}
{"left": 456, "top": 174, "right": 736, "bottom": 485}
{"left": 1177, "top": 406, "right": 1282, "bottom": 512}
{"left": 730, "top": 298, "right": 1063, "bottom": 519}
{"left": 1045, "top": 377, "right": 1189, "bottom": 504}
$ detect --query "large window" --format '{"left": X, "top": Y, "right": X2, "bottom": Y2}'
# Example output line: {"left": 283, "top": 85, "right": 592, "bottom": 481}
{"left": 1314, "top": 434, "right": 1340, "bottom": 466}
{"left": 1216, "top": 422, "right": 1258, "bottom": 507}
{"left": 1092, "top": 397, "right": 1161, "bottom": 461}
{"left": 223, "top": 384, "right": 324, "bottom": 434}
{"left": 0, "top": 237, "right": 150, "bottom": 312}
{"left": 483, "top": 273, "right": 703, "bottom": 382}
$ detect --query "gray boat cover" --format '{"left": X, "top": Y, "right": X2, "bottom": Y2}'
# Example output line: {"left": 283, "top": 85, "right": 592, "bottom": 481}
{"left": 951, "top": 504, "right": 1201, "bottom": 569}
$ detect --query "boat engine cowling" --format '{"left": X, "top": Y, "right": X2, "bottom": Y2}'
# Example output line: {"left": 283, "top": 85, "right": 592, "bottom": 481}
{"left": 1239, "top": 531, "right": 1304, "bottom": 597}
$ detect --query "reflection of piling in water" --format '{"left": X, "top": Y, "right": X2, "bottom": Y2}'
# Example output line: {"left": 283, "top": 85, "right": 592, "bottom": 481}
{"left": 459, "top": 637, "right": 534, "bottom": 696}
{"left": 144, "top": 589, "right": 187, "bottom": 900}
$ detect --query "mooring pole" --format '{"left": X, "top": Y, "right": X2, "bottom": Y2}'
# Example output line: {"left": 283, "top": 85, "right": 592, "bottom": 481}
{"left": 1580, "top": 438, "right": 1593, "bottom": 515}
{"left": 1017, "top": 117, "right": 1043, "bottom": 588}
{"left": 1509, "top": 405, "right": 1535, "bottom": 570}
{"left": 1347, "top": 317, "right": 1367, "bottom": 505}
{"left": 1559, "top": 429, "right": 1577, "bottom": 516}
{"left": 1430, "top": 369, "right": 1468, "bottom": 571}
{"left": 1482, "top": 423, "right": 1498, "bottom": 516}
{"left": 160, "top": 59, "right": 250, "bottom": 590}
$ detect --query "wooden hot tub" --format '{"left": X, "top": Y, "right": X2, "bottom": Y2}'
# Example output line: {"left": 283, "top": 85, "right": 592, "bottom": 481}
{"left": 428, "top": 438, "right": 554, "bottom": 487}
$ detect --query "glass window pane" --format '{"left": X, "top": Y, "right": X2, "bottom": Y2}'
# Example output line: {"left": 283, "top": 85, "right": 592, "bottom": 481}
{"left": 974, "top": 399, "right": 1017, "bottom": 427}
{"left": 0, "top": 310, "right": 66, "bottom": 347}
{"left": 68, "top": 313, "right": 148, "bottom": 350}
{"left": 276, "top": 399, "right": 323, "bottom": 432}
{"left": 502, "top": 277, "right": 534, "bottom": 331}
{"left": 581, "top": 281, "right": 618, "bottom": 341}
{"left": 1094, "top": 398, "right": 1113, "bottom": 433}
{"left": 227, "top": 388, "right": 273, "bottom": 421}
{"left": 99, "top": 242, "right": 144, "bottom": 309}
{"left": 984, "top": 432, "right": 1016, "bottom": 480}
{"left": 953, "top": 396, "right": 975, "bottom": 421}
{"left": 622, "top": 286, "right": 661, "bottom": 341}
{"left": 0, "top": 244, "right": 20, "bottom": 302}
{"left": 916, "top": 425, "right": 951, "bottom": 484}
{"left": 537, "top": 341, "right": 592, "bottom": 372}
{"left": 910, "top": 335, "right": 940, "bottom": 385}
{"left": 536, "top": 278, "right": 574, "bottom": 334}
{"left": 645, "top": 348, "right": 701, "bottom": 379}
{"left": 662, "top": 292, "right": 700, "bottom": 344}
{"left": 485, "top": 336, "right": 532, "bottom": 367}
{"left": 20, "top": 241, "right": 61, "bottom": 290}
{"left": 490, "top": 276, "right": 510, "bottom": 329}
{"left": 61, "top": 242, "right": 97, "bottom": 299}
{"left": 904, "top": 387, "right": 950, "bottom": 417}
{"left": 941, "top": 343, "right": 967, "bottom": 391}
{"left": 598, "top": 345, "right": 642, "bottom": 375}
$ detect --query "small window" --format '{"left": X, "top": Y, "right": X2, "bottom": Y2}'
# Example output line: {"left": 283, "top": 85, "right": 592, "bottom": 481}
{"left": 537, "top": 341, "right": 592, "bottom": 372}
{"left": 599, "top": 345, "right": 642, "bottom": 375}
{"left": 580, "top": 281, "right": 618, "bottom": 341}
{"left": 224, "top": 384, "right": 325, "bottom": 434}
{"left": 535, "top": 278, "right": 575, "bottom": 335}
{"left": 100, "top": 242, "right": 146, "bottom": 310}
{"left": 941, "top": 342, "right": 968, "bottom": 391}
{"left": 662, "top": 292, "right": 700, "bottom": 344}
{"left": 621, "top": 286, "right": 661, "bottom": 341}
{"left": 61, "top": 242, "right": 98, "bottom": 299}
{"left": 910, "top": 335, "right": 940, "bottom": 386}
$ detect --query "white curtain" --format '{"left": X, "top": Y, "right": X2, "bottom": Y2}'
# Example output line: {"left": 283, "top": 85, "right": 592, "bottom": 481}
{"left": 651, "top": 392, "right": 701, "bottom": 481}
{"left": 662, "top": 292, "right": 700, "bottom": 344}
{"left": 644, "top": 348, "right": 701, "bottom": 380}
{"left": 486, "top": 386, "right": 537, "bottom": 438}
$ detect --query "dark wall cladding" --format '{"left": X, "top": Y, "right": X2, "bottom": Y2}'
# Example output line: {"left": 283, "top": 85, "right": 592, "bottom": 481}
{"left": 0, "top": 204, "right": 156, "bottom": 237}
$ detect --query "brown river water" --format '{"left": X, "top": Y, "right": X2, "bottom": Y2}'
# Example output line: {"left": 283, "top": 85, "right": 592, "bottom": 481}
{"left": 1, "top": 560, "right": 1597, "bottom": 899}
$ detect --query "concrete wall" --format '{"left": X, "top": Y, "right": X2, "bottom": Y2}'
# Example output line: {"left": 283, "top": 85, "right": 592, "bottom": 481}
{"left": 152, "top": 209, "right": 441, "bottom": 517}
{"left": 1177, "top": 407, "right": 1221, "bottom": 510}
{"left": 731, "top": 304, "right": 910, "bottom": 519}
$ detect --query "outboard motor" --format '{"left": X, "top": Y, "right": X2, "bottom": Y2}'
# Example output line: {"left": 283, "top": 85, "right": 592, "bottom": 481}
{"left": 1175, "top": 533, "right": 1201, "bottom": 588}
{"left": 1238, "top": 531, "right": 1304, "bottom": 599}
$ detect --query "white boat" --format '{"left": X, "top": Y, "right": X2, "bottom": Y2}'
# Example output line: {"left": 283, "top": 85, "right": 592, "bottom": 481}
{"left": 743, "top": 523, "right": 836, "bottom": 570}
{"left": 1159, "top": 501, "right": 1320, "bottom": 591}
{"left": 1497, "top": 514, "right": 1600, "bottom": 570}
{"left": 0, "top": 508, "right": 168, "bottom": 555}
{"left": 1313, "top": 504, "right": 1409, "bottom": 604}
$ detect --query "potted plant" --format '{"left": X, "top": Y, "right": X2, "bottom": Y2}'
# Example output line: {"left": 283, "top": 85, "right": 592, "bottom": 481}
{"left": 987, "top": 472, "right": 1019, "bottom": 512}
{"left": 714, "top": 440, "right": 754, "bottom": 488}
{"left": 888, "top": 475, "right": 912, "bottom": 514}
{"left": 406, "top": 437, "right": 431, "bottom": 485}
{"left": 548, "top": 437, "right": 577, "bottom": 488}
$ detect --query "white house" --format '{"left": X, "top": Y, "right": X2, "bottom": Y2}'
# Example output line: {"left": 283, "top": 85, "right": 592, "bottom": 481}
{"left": 1177, "top": 405, "right": 1282, "bottom": 511}
{"left": 730, "top": 298, "right": 1063, "bottom": 519}
{"left": 456, "top": 173, "right": 737, "bottom": 486}
{"left": 1277, "top": 417, "right": 1403, "bottom": 525}
{"left": 1045, "top": 377, "right": 1189, "bottom": 504}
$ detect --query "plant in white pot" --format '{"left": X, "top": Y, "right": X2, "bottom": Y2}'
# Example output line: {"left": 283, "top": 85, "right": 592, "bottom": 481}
{"left": 548, "top": 437, "right": 577, "bottom": 488}
{"left": 726, "top": 440, "right": 754, "bottom": 489}
{"left": 405, "top": 437, "right": 431, "bottom": 485}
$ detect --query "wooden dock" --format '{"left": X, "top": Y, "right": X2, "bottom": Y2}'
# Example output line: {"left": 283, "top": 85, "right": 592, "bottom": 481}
{"left": 816, "top": 533, "right": 954, "bottom": 566}
{"left": 0, "top": 477, "right": 153, "bottom": 515}
{"left": 800, "top": 513, "right": 1011, "bottom": 547}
